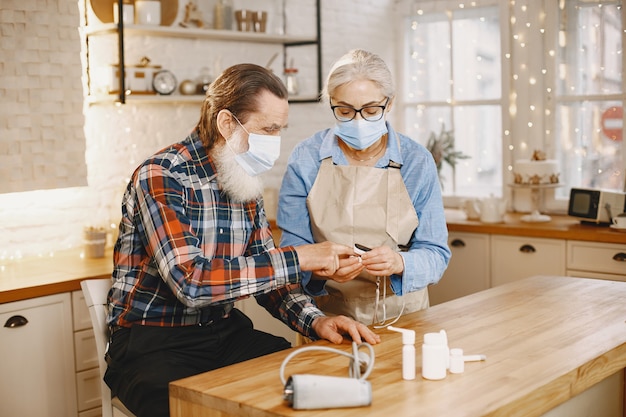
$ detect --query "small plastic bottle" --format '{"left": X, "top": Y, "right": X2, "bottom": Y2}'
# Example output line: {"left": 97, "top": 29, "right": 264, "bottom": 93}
{"left": 422, "top": 332, "right": 448, "bottom": 380}
{"left": 388, "top": 326, "right": 416, "bottom": 380}
{"left": 449, "top": 348, "right": 464, "bottom": 374}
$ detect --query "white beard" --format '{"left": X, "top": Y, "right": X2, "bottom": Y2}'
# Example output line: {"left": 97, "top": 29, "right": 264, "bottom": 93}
{"left": 213, "top": 131, "right": 264, "bottom": 203}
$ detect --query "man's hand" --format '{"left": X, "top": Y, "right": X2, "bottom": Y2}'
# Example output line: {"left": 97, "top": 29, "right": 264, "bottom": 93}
{"left": 294, "top": 242, "right": 354, "bottom": 276}
{"left": 310, "top": 255, "right": 364, "bottom": 283}
{"left": 311, "top": 315, "right": 381, "bottom": 345}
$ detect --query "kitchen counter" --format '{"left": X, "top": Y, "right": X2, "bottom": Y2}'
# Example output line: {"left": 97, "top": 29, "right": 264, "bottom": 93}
{"left": 0, "top": 248, "right": 113, "bottom": 304}
{"left": 1, "top": 213, "right": 622, "bottom": 305}
{"left": 445, "top": 211, "right": 625, "bottom": 244}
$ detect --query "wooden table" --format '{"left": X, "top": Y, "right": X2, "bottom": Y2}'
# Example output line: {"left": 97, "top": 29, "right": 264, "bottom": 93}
{"left": 169, "top": 276, "right": 626, "bottom": 417}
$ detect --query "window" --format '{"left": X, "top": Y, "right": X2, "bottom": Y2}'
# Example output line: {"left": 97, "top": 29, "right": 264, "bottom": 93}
{"left": 549, "top": 0, "right": 625, "bottom": 200}
{"left": 400, "top": 1, "right": 504, "bottom": 197}
{"left": 399, "top": 0, "right": 625, "bottom": 209}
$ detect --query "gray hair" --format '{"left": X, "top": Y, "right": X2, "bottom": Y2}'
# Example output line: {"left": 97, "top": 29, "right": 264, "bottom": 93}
{"left": 321, "top": 49, "right": 394, "bottom": 102}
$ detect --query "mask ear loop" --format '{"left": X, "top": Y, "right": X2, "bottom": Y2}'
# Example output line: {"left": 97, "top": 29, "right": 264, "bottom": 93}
{"left": 373, "top": 277, "right": 381, "bottom": 326}
{"left": 373, "top": 276, "right": 406, "bottom": 329}
{"left": 222, "top": 111, "right": 249, "bottom": 156}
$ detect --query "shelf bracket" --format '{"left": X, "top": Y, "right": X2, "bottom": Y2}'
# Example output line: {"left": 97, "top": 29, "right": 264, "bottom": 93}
{"left": 116, "top": 0, "right": 126, "bottom": 104}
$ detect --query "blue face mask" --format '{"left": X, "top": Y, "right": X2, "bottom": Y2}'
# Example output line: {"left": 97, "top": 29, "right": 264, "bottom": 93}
{"left": 334, "top": 117, "right": 388, "bottom": 150}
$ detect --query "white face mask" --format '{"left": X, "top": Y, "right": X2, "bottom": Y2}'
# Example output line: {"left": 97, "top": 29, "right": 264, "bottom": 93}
{"left": 227, "top": 115, "right": 281, "bottom": 176}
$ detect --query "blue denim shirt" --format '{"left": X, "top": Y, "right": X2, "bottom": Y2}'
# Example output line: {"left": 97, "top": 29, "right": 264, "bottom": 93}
{"left": 277, "top": 122, "right": 451, "bottom": 297}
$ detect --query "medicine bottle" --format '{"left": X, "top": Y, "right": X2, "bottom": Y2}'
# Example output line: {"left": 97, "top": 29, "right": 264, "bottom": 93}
{"left": 422, "top": 332, "right": 448, "bottom": 380}
{"left": 449, "top": 348, "right": 464, "bottom": 374}
{"left": 388, "top": 326, "right": 416, "bottom": 380}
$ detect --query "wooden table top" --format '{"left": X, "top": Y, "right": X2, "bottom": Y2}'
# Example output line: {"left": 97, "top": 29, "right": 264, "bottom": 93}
{"left": 169, "top": 275, "right": 626, "bottom": 417}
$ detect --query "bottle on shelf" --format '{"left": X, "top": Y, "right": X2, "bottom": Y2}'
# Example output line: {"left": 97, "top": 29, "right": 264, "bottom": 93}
{"left": 113, "top": 0, "right": 135, "bottom": 25}
{"left": 214, "top": 0, "right": 233, "bottom": 30}
{"left": 284, "top": 67, "right": 299, "bottom": 96}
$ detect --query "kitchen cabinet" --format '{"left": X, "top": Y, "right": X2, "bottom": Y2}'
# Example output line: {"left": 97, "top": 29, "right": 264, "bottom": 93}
{"left": 73, "top": 290, "right": 103, "bottom": 416}
{"left": 432, "top": 213, "right": 626, "bottom": 304}
{"left": 566, "top": 240, "right": 626, "bottom": 282}
{"left": 83, "top": 0, "right": 321, "bottom": 104}
{"left": 430, "top": 234, "right": 566, "bottom": 305}
{"left": 491, "top": 235, "right": 566, "bottom": 286}
{"left": 0, "top": 293, "right": 78, "bottom": 417}
{"left": 429, "top": 232, "right": 490, "bottom": 305}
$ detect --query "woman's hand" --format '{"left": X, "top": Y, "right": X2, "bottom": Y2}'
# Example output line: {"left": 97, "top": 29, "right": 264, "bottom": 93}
{"left": 360, "top": 245, "right": 404, "bottom": 276}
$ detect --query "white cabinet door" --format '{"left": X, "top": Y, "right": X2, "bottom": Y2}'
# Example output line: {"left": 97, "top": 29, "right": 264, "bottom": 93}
{"left": 429, "top": 232, "right": 490, "bottom": 305}
{"left": 0, "top": 293, "right": 78, "bottom": 417}
{"left": 491, "top": 236, "right": 566, "bottom": 286}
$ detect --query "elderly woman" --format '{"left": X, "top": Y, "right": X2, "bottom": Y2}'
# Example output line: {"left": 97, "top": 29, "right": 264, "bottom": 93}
{"left": 278, "top": 49, "right": 451, "bottom": 326}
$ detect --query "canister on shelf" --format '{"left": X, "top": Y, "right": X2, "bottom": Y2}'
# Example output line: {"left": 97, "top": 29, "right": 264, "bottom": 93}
{"left": 284, "top": 67, "right": 299, "bottom": 96}
{"left": 214, "top": 0, "right": 233, "bottom": 30}
{"left": 135, "top": 0, "right": 161, "bottom": 25}
{"left": 113, "top": 0, "right": 134, "bottom": 25}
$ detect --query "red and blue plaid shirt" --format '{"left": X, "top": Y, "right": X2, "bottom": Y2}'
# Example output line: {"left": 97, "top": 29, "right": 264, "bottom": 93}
{"left": 107, "top": 131, "right": 323, "bottom": 338}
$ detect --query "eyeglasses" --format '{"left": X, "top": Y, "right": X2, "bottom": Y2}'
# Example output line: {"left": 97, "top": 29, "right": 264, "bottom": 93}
{"left": 330, "top": 97, "right": 390, "bottom": 122}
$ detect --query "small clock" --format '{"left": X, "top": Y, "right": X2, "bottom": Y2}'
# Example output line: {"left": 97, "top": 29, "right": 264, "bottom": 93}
{"left": 152, "top": 70, "right": 177, "bottom": 95}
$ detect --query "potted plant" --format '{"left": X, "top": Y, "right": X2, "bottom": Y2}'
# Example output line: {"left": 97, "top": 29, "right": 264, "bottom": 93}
{"left": 426, "top": 124, "right": 470, "bottom": 188}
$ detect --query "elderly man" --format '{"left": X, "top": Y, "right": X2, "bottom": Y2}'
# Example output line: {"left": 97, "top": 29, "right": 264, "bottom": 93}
{"left": 104, "top": 63, "right": 380, "bottom": 417}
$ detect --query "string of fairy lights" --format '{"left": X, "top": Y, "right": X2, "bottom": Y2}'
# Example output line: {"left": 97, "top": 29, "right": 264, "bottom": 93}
{"left": 406, "top": 0, "right": 623, "bottom": 196}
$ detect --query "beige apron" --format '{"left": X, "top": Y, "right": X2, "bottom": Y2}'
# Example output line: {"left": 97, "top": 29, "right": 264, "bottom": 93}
{"left": 307, "top": 158, "right": 429, "bottom": 325}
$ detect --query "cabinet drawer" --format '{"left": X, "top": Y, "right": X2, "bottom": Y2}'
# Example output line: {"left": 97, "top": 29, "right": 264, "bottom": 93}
{"left": 567, "top": 241, "right": 626, "bottom": 277}
{"left": 74, "top": 328, "right": 98, "bottom": 371}
{"left": 429, "top": 232, "right": 490, "bottom": 305}
{"left": 76, "top": 367, "right": 102, "bottom": 412}
{"left": 491, "top": 236, "right": 566, "bottom": 286}
{"left": 73, "top": 289, "right": 92, "bottom": 331}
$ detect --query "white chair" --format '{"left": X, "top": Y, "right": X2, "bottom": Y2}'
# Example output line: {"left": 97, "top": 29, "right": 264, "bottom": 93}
{"left": 80, "top": 279, "right": 136, "bottom": 417}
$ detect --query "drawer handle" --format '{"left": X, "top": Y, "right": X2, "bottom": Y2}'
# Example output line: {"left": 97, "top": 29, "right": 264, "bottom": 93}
{"left": 450, "top": 239, "right": 466, "bottom": 248}
{"left": 613, "top": 252, "right": 626, "bottom": 262}
{"left": 4, "top": 315, "right": 28, "bottom": 328}
{"left": 519, "top": 244, "right": 536, "bottom": 253}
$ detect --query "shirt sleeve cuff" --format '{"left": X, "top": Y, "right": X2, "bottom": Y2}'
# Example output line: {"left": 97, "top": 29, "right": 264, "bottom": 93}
{"left": 300, "top": 306, "right": 325, "bottom": 340}
{"left": 302, "top": 272, "right": 328, "bottom": 296}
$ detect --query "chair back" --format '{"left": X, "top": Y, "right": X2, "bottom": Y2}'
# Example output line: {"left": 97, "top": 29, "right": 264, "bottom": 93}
{"left": 80, "top": 279, "right": 135, "bottom": 417}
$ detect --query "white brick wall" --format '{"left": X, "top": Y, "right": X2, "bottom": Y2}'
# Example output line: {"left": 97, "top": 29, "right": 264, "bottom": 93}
{"left": 0, "top": 0, "right": 87, "bottom": 195}
{"left": 0, "top": 0, "right": 396, "bottom": 259}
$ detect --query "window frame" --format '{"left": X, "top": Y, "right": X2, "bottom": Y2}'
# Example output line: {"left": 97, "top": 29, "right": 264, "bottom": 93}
{"left": 395, "top": 0, "right": 511, "bottom": 208}
{"left": 395, "top": 0, "right": 626, "bottom": 211}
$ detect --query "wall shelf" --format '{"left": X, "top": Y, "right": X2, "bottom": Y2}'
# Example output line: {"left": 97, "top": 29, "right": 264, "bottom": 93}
{"left": 85, "top": 0, "right": 322, "bottom": 105}
{"left": 86, "top": 93, "right": 321, "bottom": 105}
{"left": 82, "top": 23, "right": 316, "bottom": 44}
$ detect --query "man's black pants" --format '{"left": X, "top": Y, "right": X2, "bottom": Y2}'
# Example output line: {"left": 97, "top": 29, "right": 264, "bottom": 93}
{"left": 104, "top": 309, "right": 291, "bottom": 417}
